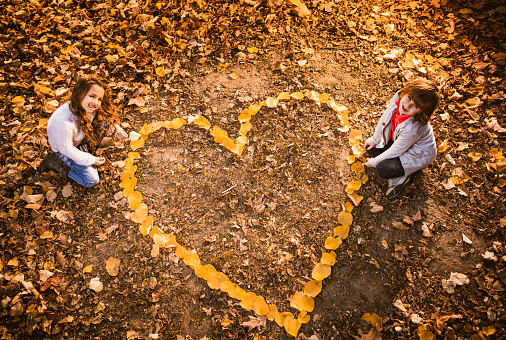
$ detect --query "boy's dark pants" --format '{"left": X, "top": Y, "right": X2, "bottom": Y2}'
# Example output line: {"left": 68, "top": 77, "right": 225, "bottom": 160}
{"left": 367, "top": 140, "right": 405, "bottom": 179}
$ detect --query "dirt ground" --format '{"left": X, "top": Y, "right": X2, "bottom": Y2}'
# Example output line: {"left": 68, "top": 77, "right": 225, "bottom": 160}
{"left": 1, "top": 1, "right": 505, "bottom": 339}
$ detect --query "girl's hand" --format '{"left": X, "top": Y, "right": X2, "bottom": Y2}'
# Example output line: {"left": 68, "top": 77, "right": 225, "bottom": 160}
{"left": 364, "top": 140, "right": 376, "bottom": 151}
{"left": 115, "top": 126, "right": 128, "bottom": 142}
{"left": 95, "top": 156, "right": 106, "bottom": 166}
{"left": 363, "top": 158, "right": 372, "bottom": 167}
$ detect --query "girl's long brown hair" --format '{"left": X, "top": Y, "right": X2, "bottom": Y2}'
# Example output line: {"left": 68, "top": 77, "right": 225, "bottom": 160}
{"left": 68, "top": 76, "right": 119, "bottom": 146}
{"left": 399, "top": 79, "right": 440, "bottom": 125}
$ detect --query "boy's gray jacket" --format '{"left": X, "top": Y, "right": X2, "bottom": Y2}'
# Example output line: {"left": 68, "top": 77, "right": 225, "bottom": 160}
{"left": 367, "top": 91, "right": 437, "bottom": 176}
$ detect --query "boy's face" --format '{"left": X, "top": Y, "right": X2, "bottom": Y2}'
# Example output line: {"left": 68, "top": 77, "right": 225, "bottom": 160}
{"left": 399, "top": 94, "right": 421, "bottom": 116}
{"left": 81, "top": 84, "right": 104, "bottom": 115}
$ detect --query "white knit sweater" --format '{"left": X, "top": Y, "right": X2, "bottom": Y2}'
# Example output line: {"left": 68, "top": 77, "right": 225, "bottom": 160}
{"left": 47, "top": 102, "right": 96, "bottom": 166}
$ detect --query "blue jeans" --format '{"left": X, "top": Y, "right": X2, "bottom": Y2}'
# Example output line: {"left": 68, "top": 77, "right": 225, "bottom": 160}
{"left": 366, "top": 140, "right": 405, "bottom": 179}
{"left": 56, "top": 152, "right": 100, "bottom": 187}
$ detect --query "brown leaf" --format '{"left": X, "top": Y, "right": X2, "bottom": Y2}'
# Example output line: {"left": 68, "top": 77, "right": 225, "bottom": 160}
{"left": 392, "top": 221, "right": 409, "bottom": 230}
{"left": 402, "top": 215, "right": 414, "bottom": 226}
{"left": 241, "top": 315, "right": 266, "bottom": 331}
{"left": 412, "top": 210, "right": 422, "bottom": 221}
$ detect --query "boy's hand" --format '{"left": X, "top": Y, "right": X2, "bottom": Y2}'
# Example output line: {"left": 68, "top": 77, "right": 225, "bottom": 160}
{"left": 364, "top": 140, "right": 376, "bottom": 150}
{"left": 115, "top": 126, "right": 128, "bottom": 142}
{"left": 95, "top": 156, "right": 106, "bottom": 166}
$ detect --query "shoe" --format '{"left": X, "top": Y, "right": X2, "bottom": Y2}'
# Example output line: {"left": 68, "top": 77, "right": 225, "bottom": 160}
{"left": 38, "top": 153, "right": 71, "bottom": 179}
{"left": 385, "top": 174, "right": 411, "bottom": 199}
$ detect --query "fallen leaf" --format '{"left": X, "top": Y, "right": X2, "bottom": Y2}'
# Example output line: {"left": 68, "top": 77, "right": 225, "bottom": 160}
{"left": 62, "top": 182, "right": 73, "bottom": 197}
{"left": 106, "top": 257, "right": 121, "bottom": 276}
{"left": 241, "top": 315, "right": 266, "bottom": 331}
{"left": 89, "top": 277, "right": 103, "bottom": 293}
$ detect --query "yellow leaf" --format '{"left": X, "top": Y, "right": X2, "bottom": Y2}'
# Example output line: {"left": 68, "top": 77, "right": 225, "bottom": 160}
{"left": 266, "top": 97, "right": 279, "bottom": 108}
{"left": 220, "top": 280, "right": 236, "bottom": 293}
{"left": 238, "top": 108, "right": 253, "bottom": 123}
{"left": 275, "top": 312, "right": 293, "bottom": 327}
{"left": 130, "top": 138, "right": 145, "bottom": 151}
{"left": 298, "top": 311, "right": 310, "bottom": 324}
{"left": 228, "top": 73, "right": 238, "bottom": 80}
{"left": 312, "top": 263, "right": 331, "bottom": 281}
{"left": 290, "top": 291, "right": 315, "bottom": 312}
{"left": 318, "top": 93, "right": 330, "bottom": 103}
{"left": 351, "top": 161, "right": 365, "bottom": 176}
{"left": 468, "top": 127, "right": 479, "bottom": 133}
{"left": 7, "top": 258, "right": 18, "bottom": 267}
{"left": 324, "top": 236, "right": 342, "bottom": 250}
{"left": 106, "top": 257, "right": 120, "bottom": 276}
{"left": 131, "top": 203, "right": 148, "bottom": 223}
{"left": 346, "top": 180, "right": 362, "bottom": 195}
{"left": 151, "top": 243, "right": 159, "bottom": 257}
{"left": 320, "top": 252, "right": 336, "bottom": 266}
{"left": 153, "top": 233, "right": 177, "bottom": 248}
{"left": 247, "top": 46, "right": 258, "bottom": 53}
{"left": 437, "top": 139, "right": 448, "bottom": 153}
{"left": 334, "top": 225, "right": 350, "bottom": 239}
{"left": 284, "top": 314, "right": 301, "bottom": 337}
{"left": 303, "top": 280, "right": 322, "bottom": 298}
{"left": 221, "top": 318, "right": 234, "bottom": 327}
{"left": 344, "top": 201, "right": 354, "bottom": 213}
{"left": 348, "top": 192, "right": 363, "bottom": 206}
{"left": 155, "top": 66, "right": 166, "bottom": 77}
{"left": 207, "top": 271, "right": 228, "bottom": 290}
{"left": 360, "top": 173, "right": 369, "bottom": 184}
{"left": 83, "top": 264, "right": 94, "bottom": 273}
{"left": 40, "top": 230, "right": 54, "bottom": 239}
{"left": 175, "top": 245, "right": 190, "bottom": 259}
{"left": 290, "top": 92, "right": 304, "bottom": 100}
{"left": 171, "top": 118, "right": 186, "bottom": 129}
{"left": 211, "top": 126, "right": 228, "bottom": 138}
{"left": 338, "top": 210, "right": 353, "bottom": 226}
{"left": 183, "top": 253, "right": 201, "bottom": 269}
{"left": 239, "top": 291, "right": 257, "bottom": 310}
{"left": 128, "top": 152, "right": 140, "bottom": 159}
{"left": 346, "top": 155, "right": 356, "bottom": 164}
{"left": 349, "top": 129, "right": 362, "bottom": 142}
{"left": 468, "top": 152, "right": 482, "bottom": 161}
{"left": 362, "top": 312, "right": 382, "bottom": 330}
{"left": 239, "top": 122, "right": 252, "bottom": 136}
{"left": 151, "top": 121, "right": 166, "bottom": 131}
{"left": 417, "top": 324, "right": 434, "bottom": 340}
{"left": 277, "top": 92, "right": 291, "bottom": 100}
{"left": 248, "top": 103, "right": 262, "bottom": 114}
{"left": 235, "top": 136, "right": 248, "bottom": 145}
{"left": 138, "top": 123, "right": 153, "bottom": 135}
{"left": 128, "top": 191, "right": 143, "bottom": 210}
{"left": 217, "top": 136, "right": 235, "bottom": 150}
{"left": 266, "top": 304, "right": 279, "bottom": 321}
{"left": 252, "top": 296, "right": 270, "bottom": 315}
{"left": 193, "top": 116, "right": 211, "bottom": 130}
{"left": 123, "top": 184, "right": 135, "bottom": 198}
{"left": 11, "top": 96, "right": 26, "bottom": 105}
{"left": 138, "top": 216, "right": 153, "bottom": 235}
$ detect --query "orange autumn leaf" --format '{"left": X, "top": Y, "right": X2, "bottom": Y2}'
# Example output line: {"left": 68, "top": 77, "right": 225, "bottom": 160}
{"left": 238, "top": 108, "right": 253, "bottom": 123}
{"left": 324, "top": 236, "right": 342, "bottom": 250}
{"left": 303, "top": 280, "right": 322, "bottom": 298}
{"left": 130, "top": 138, "right": 145, "bottom": 151}
{"left": 338, "top": 210, "right": 353, "bottom": 226}
{"left": 139, "top": 216, "right": 154, "bottom": 235}
{"left": 239, "top": 122, "right": 252, "bottom": 136}
{"left": 193, "top": 116, "right": 211, "bottom": 130}
{"left": 312, "top": 263, "right": 331, "bottom": 281}
{"left": 334, "top": 225, "right": 350, "bottom": 239}
{"left": 131, "top": 203, "right": 148, "bottom": 223}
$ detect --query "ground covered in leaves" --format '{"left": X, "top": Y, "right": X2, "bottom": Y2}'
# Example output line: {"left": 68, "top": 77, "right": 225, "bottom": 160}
{"left": 1, "top": 0, "right": 505, "bottom": 339}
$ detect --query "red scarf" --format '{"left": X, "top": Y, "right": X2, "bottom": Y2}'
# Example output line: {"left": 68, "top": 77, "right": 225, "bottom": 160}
{"left": 391, "top": 100, "right": 412, "bottom": 141}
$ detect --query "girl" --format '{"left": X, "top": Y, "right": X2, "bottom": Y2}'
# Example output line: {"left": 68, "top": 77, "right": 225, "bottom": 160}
{"left": 38, "top": 76, "right": 128, "bottom": 187}
{"left": 363, "top": 79, "right": 440, "bottom": 199}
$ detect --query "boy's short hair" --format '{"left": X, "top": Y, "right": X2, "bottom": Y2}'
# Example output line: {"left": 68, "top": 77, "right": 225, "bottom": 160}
{"left": 399, "top": 79, "right": 440, "bottom": 125}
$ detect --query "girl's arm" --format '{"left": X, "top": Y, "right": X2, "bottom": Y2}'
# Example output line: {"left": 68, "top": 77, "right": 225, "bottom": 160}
{"left": 51, "top": 121, "right": 96, "bottom": 166}
{"left": 368, "top": 128, "right": 419, "bottom": 168}
{"left": 114, "top": 124, "right": 128, "bottom": 141}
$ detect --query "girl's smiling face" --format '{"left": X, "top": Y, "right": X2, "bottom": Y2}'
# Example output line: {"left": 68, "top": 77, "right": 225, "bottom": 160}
{"left": 399, "top": 94, "right": 421, "bottom": 116}
{"left": 81, "top": 84, "right": 104, "bottom": 114}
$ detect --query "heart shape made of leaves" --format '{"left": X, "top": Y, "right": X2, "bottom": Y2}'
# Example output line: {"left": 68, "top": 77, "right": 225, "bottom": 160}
{"left": 119, "top": 91, "right": 368, "bottom": 337}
